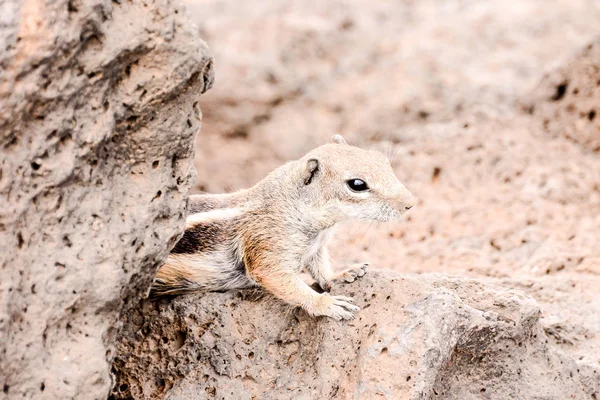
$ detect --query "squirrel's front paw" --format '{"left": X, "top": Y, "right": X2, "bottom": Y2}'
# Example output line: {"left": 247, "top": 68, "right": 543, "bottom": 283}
{"left": 307, "top": 294, "right": 360, "bottom": 321}
{"left": 336, "top": 263, "right": 368, "bottom": 283}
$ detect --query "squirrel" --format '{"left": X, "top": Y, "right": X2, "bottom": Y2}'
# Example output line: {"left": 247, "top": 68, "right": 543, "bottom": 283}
{"left": 152, "top": 135, "right": 416, "bottom": 320}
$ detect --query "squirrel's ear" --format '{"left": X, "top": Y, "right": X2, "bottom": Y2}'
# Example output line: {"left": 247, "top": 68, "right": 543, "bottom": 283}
{"left": 332, "top": 134, "right": 348, "bottom": 145}
{"left": 304, "top": 158, "right": 319, "bottom": 185}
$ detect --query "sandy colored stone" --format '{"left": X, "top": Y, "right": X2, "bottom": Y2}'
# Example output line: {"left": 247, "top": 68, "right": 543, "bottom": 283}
{"left": 111, "top": 271, "right": 598, "bottom": 399}
{"left": 0, "top": 1, "right": 213, "bottom": 398}
{"left": 521, "top": 36, "right": 600, "bottom": 151}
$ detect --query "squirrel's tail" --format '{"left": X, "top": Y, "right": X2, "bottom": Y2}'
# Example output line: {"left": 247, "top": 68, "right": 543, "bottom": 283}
{"left": 150, "top": 254, "right": 254, "bottom": 298}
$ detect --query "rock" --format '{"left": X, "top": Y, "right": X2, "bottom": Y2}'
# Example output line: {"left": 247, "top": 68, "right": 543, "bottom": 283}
{"left": 0, "top": 1, "right": 213, "bottom": 398}
{"left": 504, "top": 276, "right": 600, "bottom": 368}
{"left": 111, "top": 271, "right": 596, "bottom": 399}
{"left": 521, "top": 36, "right": 600, "bottom": 151}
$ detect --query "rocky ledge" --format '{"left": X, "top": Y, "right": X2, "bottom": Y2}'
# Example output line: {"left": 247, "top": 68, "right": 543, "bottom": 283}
{"left": 111, "top": 271, "right": 598, "bottom": 399}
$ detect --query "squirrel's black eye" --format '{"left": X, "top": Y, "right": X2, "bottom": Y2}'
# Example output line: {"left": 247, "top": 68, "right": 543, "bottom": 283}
{"left": 347, "top": 179, "right": 369, "bottom": 192}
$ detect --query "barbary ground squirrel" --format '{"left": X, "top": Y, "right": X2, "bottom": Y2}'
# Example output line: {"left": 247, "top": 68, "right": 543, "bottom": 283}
{"left": 152, "top": 135, "right": 415, "bottom": 320}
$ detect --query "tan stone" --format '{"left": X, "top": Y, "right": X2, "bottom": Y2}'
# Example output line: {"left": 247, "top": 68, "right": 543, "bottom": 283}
{"left": 0, "top": 1, "right": 213, "bottom": 398}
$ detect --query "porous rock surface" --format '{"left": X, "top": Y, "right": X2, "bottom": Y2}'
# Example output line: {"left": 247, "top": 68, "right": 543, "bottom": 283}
{"left": 112, "top": 271, "right": 596, "bottom": 399}
{"left": 521, "top": 36, "right": 600, "bottom": 151}
{"left": 0, "top": 1, "right": 213, "bottom": 398}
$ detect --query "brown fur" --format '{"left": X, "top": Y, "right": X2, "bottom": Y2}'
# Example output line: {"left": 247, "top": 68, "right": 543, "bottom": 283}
{"left": 152, "top": 135, "right": 416, "bottom": 320}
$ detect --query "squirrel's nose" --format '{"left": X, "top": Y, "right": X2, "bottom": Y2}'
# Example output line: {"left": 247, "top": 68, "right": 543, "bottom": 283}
{"left": 402, "top": 193, "right": 417, "bottom": 211}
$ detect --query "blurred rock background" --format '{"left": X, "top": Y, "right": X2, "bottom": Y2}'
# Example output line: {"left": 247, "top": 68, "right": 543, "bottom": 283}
{"left": 184, "top": 0, "right": 600, "bottom": 368}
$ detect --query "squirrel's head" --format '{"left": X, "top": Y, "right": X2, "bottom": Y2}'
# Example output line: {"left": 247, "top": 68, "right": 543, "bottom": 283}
{"left": 299, "top": 135, "right": 416, "bottom": 222}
